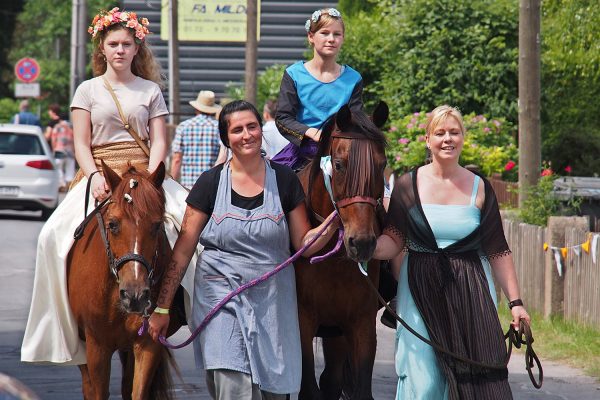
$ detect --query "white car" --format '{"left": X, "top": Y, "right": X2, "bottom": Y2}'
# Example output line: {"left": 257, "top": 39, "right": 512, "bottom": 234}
{"left": 0, "top": 123, "right": 60, "bottom": 219}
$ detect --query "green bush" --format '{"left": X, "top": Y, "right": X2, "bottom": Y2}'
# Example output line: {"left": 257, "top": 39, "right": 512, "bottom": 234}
{"left": 386, "top": 111, "right": 517, "bottom": 177}
{"left": 226, "top": 64, "right": 286, "bottom": 110}
{"left": 0, "top": 98, "right": 19, "bottom": 123}
{"left": 339, "top": 0, "right": 518, "bottom": 122}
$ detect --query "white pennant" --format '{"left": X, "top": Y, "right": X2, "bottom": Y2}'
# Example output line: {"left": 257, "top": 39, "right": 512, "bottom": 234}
{"left": 573, "top": 245, "right": 581, "bottom": 257}
{"left": 592, "top": 234, "right": 599, "bottom": 264}
{"left": 553, "top": 247, "right": 563, "bottom": 277}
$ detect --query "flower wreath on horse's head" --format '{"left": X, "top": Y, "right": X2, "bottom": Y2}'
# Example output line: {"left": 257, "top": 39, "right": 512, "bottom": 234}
{"left": 88, "top": 7, "right": 151, "bottom": 44}
{"left": 305, "top": 8, "right": 342, "bottom": 32}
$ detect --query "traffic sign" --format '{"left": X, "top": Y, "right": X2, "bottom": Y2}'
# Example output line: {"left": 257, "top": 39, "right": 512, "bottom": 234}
{"left": 14, "top": 58, "right": 41, "bottom": 83}
{"left": 15, "top": 83, "right": 40, "bottom": 98}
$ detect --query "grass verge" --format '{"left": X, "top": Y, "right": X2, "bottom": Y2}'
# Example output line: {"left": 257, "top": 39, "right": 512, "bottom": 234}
{"left": 497, "top": 305, "right": 600, "bottom": 379}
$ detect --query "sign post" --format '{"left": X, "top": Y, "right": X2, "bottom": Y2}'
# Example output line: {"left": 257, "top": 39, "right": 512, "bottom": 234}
{"left": 14, "top": 57, "right": 41, "bottom": 98}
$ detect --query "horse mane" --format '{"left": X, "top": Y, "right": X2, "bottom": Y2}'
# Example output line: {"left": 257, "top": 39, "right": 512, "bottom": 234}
{"left": 111, "top": 164, "right": 166, "bottom": 222}
{"left": 307, "top": 108, "right": 387, "bottom": 208}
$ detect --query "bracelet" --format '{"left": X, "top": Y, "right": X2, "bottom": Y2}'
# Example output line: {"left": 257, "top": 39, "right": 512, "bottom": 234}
{"left": 508, "top": 299, "right": 524, "bottom": 309}
{"left": 153, "top": 306, "right": 170, "bottom": 315}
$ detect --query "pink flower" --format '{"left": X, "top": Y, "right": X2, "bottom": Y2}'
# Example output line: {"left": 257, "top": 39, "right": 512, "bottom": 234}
{"left": 418, "top": 123, "right": 426, "bottom": 129}
{"left": 110, "top": 7, "right": 120, "bottom": 13}
{"left": 406, "top": 123, "right": 414, "bottom": 129}
{"left": 504, "top": 160, "right": 516, "bottom": 171}
{"left": 564, "top": 165, "right": 572, "bottom": 173}
{"left": 483, "top": 127, "right": 491, "bottom": 133}
{"left": 395, "top": 155, "right": 402, "bottom": 162}
{"left": 389, "top": 126, "right": 398, "bottom": 132}
{"left": 135, "top": 27, "right": 145, "bottom": 40}
{"left": 417, "top": 135, "right": 426, "bottom": 142}
{"left": 398, "top": 138, "right": 410, "bottom": 145}
{"left": 541, "top": 168, "right": 553, "bottom": 177}
{"left": 127, "top": 19, "right": 138, "bottom": 28}
{"left": 493, "top": 120, "right": 501, "bottom": 127}
{"left": 141, "top": 17, "right": 149, "bottom": 26}
{"left": 413, "top": 112, "right": 420, "bottom": 116}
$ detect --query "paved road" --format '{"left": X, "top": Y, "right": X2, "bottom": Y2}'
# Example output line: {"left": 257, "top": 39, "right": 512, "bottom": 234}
{"left": 1, "top": 209, "right": 599, "bottom": 399}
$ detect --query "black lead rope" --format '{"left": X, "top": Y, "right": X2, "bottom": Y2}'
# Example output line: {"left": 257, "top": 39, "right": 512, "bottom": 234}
{"left": 73, "top": 171, "right": 110, "bottom": 240}
{"left": 366, "top": 277, "right": 543, "bottom": 388}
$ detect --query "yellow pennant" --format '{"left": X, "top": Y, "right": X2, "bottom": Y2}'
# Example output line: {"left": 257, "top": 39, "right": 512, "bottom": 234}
{"left": 543, "top": 243, "right": 549, "bottom": 251}
{"left": 561, "top": 247, "right": 568, "bottom": 258}
{"left": 582, "top": 240, "right": 590, "bottom": 254}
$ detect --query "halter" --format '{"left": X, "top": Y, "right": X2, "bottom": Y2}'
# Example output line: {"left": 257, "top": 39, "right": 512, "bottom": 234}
{"left": 73, "top": 170, "right": 160, "bottom": 286}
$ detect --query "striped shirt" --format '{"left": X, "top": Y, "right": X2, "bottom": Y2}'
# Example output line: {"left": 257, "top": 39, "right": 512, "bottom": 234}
{"left": 171, "top": 114, "right": 220, "bottom": 189}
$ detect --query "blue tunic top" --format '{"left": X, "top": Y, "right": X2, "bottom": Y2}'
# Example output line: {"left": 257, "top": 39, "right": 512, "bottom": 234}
{"left": 394, "top": 175, "right": 498, "bottom": 399}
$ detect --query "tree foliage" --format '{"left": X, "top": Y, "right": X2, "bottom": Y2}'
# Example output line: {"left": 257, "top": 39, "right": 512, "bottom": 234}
{"left": 541, "top": 0, "right": 600, "bottom": 176}
{"left": 339, "top": 0, "right": 518, "bottom": 122}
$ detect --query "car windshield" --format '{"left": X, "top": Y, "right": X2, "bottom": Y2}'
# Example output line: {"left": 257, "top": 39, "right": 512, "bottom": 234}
{"left": 0, "top": 132, "right": 44, "bottom": 155}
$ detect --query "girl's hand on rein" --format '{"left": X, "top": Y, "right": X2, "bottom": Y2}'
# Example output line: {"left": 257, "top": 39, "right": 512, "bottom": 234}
{"left": 510, "top": 305, "right": 531, "bottom": 330}
{"left": 148, "top": 312, "right": 170, "bottom": 343}
{"left": 91, "top": 173, "right": 110, "bottom": 201}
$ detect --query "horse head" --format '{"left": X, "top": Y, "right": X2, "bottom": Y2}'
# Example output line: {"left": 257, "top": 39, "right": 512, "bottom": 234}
{"left": 100, "top": 160, "right": 166, "bottom": 314}
{"left": 309, "top": 102, "right": 389, "bottom": 262}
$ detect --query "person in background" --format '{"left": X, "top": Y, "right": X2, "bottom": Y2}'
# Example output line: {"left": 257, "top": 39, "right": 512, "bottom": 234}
{"left": 261, "top": 99, "right": 289, "bottom": 159}
{"left": 49, "top": 111, "right": 75, "bottom": 190}
{"left": 44, "top": 103, "right": 62, "bottom": 145}
{"left": 374, "top": 105, "right": 530, "bottom": 399}
{"left": 11, "top": 99, "right": 41, "bottom": 127}
{"left": 271, "top": 7, "right": 363, "bottom": 170}
{"left": 171, "top": 90, "right": 222, "bottom": 189}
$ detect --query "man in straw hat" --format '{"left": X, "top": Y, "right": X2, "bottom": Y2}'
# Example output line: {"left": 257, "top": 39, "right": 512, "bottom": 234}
{"left": 171, "top": 90, "right": 222, "bottom": 188}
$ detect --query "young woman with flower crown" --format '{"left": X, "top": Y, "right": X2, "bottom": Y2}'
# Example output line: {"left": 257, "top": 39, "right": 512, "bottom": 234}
{"left": 271, "top": 8, "right": 364, "bottom": 170}
{"left": 21, "top": 7, "right": 196, "bottom": 365}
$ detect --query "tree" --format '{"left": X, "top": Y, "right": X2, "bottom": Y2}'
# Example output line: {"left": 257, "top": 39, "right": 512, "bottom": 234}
{"left": 0, "top": 0, "right": 24, "bottom": 98}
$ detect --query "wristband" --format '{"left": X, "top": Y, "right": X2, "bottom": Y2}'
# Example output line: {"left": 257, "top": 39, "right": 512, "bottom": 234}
{"left": 508, "top": 299, "right": 523, "bottom": 309}
{"left": 153, "top": 306, "right": 170, "bottom": 315}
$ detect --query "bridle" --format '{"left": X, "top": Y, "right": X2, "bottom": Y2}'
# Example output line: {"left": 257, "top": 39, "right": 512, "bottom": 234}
{"left": 73, "top": 170, "right": 160, "bottom": 286}
{"left": 321, "top": 131, "right": 383, "bottom": 213}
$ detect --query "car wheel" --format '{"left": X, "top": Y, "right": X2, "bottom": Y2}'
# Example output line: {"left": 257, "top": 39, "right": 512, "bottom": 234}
{"left": 40, "top": 205, "right": 56, "bottom": 220}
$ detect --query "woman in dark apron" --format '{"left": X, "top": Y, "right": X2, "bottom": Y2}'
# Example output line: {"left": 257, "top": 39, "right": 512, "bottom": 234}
{"left": 149, "top": 100, "right": 339, "bottom": 399}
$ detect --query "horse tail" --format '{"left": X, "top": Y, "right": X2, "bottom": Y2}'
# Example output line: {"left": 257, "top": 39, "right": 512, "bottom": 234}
{"left": 149, "top": 348, "right": 179, "bottom": 400}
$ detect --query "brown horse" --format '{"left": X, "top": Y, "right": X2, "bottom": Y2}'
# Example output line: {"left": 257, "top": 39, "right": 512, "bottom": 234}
{"left": 67, "top": 161, "right": 181, "bottom": 400}
{"left": 296, "top": 102, "right": 389, "bottom": 400}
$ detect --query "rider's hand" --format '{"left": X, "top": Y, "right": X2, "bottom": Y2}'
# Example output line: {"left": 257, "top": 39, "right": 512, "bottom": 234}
{"left": 90, "top": 173, "right": 110, "bottom": 201}
{"left": 148, "top": 312, "right": 170, "bottom": 343}
{"left": 305, "top": 128, "right": 321, "bottom": 142}
{"left": 510, "top": 305, "right": 530, "bottom": 330}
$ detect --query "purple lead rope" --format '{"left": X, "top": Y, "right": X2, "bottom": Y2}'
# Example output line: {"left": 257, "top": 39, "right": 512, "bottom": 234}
{"left": 138, "top": 211, "right": 342, "bottom": 349}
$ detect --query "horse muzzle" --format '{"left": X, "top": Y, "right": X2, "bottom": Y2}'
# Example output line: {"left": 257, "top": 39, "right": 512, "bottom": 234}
{"left": 119, "top": 286, "right": 151, "bottom": 314}
{"left": 345, "top": 234, "right": 377, "bottom": 263}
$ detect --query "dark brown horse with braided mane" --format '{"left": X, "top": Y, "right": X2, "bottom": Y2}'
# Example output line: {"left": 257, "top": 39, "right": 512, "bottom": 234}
{"left": 295, "top": 102, "right": 389, "bottom": 400}
{"left": 67, "top": 161, "right": 183, "bottom": 400}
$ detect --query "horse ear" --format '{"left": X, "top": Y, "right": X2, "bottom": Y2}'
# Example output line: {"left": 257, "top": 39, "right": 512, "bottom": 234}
{"left": 336, "top": 104, "right": 353, "bottom": 131}
{"left": 101, "top": 160, "right": 121, "bottom": 192}
{"left": 372, "top": 101, "right": 389, "bottom": 129}
{"left": 149, "top": 162, "right": 166, "bottom": 188}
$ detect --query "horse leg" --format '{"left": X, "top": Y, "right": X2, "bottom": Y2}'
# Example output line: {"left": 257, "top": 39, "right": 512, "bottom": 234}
{"left": 319, "top": 336, "right": 349, "bottom": 400}
{"left": 131, "top": 340, "right": 167, "bottom": 400}
{"left": 346, "top": 319, "right": 377, "bottom": 400}
{"left": 78, "top": 364, "right": 93, "bottom": 400}
{"left": 298, "top": 309, "right": 321, "bottom": 400}
{"left": 85, "top": 335, "right": 113, "bottom": 400}
{"left": 119, "top": 350, "right": 134, "bottom": 400}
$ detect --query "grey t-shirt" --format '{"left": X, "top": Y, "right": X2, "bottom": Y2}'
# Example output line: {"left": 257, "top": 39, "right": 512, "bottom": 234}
{"left": 70, "top": 76, "right": 168, "bottom": 146}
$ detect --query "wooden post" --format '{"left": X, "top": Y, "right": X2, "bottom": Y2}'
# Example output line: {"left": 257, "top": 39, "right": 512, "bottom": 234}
{"left": 518, "top": 0, "right": 541, "bottom": 207}
{"left": 168, "top": 0, "right": 180, "bottom": 126}
{"left": 544, "top": 216, "right": 589, "bottom": 318}
{"left": 244, "top": 0, "right": 258, "bottom": 106}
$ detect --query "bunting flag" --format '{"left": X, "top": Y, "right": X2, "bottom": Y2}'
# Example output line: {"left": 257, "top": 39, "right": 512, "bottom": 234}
{"left": 573, "top": 245, "right": 581, "bottom": 257}
{"left": 592, "top": 234, "right": 599, "bottom": 264}
{"left": 542, "top": 233, "right": 600, "bottom": 274}
{"left": 561, "top": 247, "right": 568, "bottom": 259}
{"left": 552, "top": 247, "right": 563, "bottom": 277}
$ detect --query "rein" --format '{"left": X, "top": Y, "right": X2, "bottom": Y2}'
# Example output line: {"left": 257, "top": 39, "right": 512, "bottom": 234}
{"left": 365, "top": 277, "right": 543, "bottom": 389}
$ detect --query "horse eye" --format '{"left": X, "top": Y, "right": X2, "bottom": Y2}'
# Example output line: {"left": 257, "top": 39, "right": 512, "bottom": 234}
{"left": 108, "top": 220, "right": 120, "bottom": 234}
{"left": 334, "top": 160, "right": 342, "bottom": 171}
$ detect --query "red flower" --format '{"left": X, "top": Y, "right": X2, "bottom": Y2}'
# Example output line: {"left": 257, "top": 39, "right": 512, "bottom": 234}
{"left": 564, "top": 165, "right": 572, "bottom": 173}
{"left": 541, "top": 168, "right": 553, "bottom": 177}
{"left": 504, "top": 160, "right": 516, "bottom": 171}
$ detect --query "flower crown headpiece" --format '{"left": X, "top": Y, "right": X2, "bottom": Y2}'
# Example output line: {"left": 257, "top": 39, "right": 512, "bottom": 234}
{"left": 88, "top": 7, "right": 151, "bottom": 43}
{"left": 305, "top": 8, "right": 342, "bottom": 32}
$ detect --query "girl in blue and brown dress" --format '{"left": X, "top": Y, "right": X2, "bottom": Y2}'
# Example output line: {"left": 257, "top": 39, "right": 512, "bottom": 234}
{"left": 271, "top": 8, "right": 364, "bottom": 171}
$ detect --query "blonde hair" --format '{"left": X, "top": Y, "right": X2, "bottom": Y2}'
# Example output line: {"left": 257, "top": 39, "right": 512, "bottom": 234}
{"left": 92, "top": 25, "right": 163, "bottom": 87}
{"left": 425, "top": 105, "right": 465, "bottom": 137}
{"left": 307, "top": 9, "right": 344, "bottom": 34}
